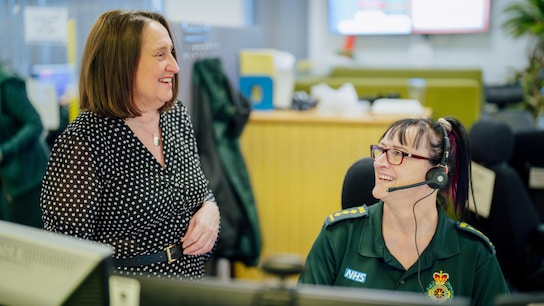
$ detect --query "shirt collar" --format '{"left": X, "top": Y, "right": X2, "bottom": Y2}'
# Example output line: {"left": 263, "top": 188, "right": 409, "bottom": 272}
{"left": 358, "top": 201, "right": 460, "bottom": 261}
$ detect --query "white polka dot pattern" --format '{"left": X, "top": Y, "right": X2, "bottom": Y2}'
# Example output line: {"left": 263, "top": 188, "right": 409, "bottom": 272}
{"left": 40, "top": 101, "right": 215, "bottom": 279}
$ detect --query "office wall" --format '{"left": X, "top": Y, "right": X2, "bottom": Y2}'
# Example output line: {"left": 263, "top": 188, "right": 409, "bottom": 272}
{"left": 0, "top": 0, "right": 162, "bottom": 77}
{"left": 164, "top": 0, "right": 530, "bottom": 85}
{"left": 307, "top": 0, "right": 528, "bottom": 85}
{"left": 164, "top": 0, "right": 249, "bottom": 27}
{"left": 252, "top": 0, "right": 309, "bottom": 63}
{"left": 164, "top": 0, "right": 309, "bottom": 69}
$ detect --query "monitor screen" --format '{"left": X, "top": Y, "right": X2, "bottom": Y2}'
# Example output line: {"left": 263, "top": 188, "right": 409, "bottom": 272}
{"left": 30, "top": 64, "right": 75, "bottom": 98}
{"left": 328, "top": 0, "right": 490, "bottom": 36}
{"left": 121, "top": 273, "right": 470, "bottom": 306}
{"left": 0, "top": 220, "right": 114, "bottom": 306}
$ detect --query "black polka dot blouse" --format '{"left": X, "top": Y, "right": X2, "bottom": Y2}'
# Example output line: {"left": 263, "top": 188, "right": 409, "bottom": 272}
{"left": 40, "top": 101, "right": 216, "bottom": 279}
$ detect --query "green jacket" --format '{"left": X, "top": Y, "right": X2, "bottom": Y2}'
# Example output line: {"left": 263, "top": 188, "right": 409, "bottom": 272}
{"left": 191, "top": 58, "right": 262, "bottom": 266}
{"left": 0, "top": 64, "right": 49, "bottom": 202}
{"left": 298, "top": 202, "right": 510, "bottom": 306}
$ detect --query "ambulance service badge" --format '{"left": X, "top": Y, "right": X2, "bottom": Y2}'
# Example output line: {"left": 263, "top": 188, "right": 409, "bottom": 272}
{"left": 426, "top": 270, "right": 454, "bottom": 303}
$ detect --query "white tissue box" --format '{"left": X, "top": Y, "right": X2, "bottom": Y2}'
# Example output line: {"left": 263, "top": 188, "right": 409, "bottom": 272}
{"left": 371, "top": 98, "right": 424, "bottom": 115}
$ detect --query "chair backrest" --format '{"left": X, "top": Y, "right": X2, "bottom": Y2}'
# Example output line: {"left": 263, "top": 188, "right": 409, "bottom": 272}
{"left": 468, "top": 119, "right": 543, "bottom": 291}
{"left": 341, "top": 157, "right": 379, "bottom": 209}
{"left": 510, "top": 130, "right": 544, "bottom": 221}
{"left": 486, "top": 109, "right": 537, "bottom": 134}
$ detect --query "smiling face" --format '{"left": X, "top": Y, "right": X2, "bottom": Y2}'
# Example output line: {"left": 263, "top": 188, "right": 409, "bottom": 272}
{"left": 133, "top": 20, "right": 180, "bottom": 112}
{"left": 372, "top": 126, "right": 435, "bottom": 200}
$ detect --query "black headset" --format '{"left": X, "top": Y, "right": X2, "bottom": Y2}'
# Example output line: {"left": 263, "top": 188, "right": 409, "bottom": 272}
{"left": 425, "top": 124, "right": 450, "bottom": 189}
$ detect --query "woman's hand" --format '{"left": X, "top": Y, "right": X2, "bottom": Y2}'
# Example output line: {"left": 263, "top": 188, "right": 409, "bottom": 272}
{"left": 181, "top": 201, "right": 220, "bottom": 255}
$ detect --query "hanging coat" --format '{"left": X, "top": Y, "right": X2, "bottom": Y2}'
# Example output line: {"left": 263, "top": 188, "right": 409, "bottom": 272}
{"left": 191, "top": 57, "right": 262, "bottom": 267}
{"left": 0, "top": 64, "right": 49, "bottom": 227}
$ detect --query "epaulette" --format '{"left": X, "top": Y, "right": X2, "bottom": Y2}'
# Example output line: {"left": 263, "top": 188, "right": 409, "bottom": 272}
{"left": 456, "top": 221, "right": 496, "bottom": 254}
{"left": 324, "top": 205, "right": 369, "bottom": 228}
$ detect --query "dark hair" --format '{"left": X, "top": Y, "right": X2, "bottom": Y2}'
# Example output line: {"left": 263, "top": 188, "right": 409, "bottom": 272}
{"left": 380, "top": 117, "right": 472, "bottom": 219}
{"left": 79, "top": 10, "right": 179, "bottom": 118}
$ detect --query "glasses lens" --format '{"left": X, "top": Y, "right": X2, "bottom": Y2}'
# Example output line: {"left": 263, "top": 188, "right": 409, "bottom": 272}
{"left": 371, "top": 146, "right": 405, "bottom": 165}
{"left": 387, "top": 149, "right": 403, "bottom": 165}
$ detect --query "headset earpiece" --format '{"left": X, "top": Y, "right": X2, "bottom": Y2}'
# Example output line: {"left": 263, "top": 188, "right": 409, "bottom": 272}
{"left": 425, "top": 167, "right": 448, "bottom": 189}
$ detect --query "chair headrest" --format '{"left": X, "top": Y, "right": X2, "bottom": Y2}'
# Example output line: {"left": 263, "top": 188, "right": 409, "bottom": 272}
{"left": 342, "top": 157, "right": 378, "bottom": 209}
{"left": 469, "top": 120, "right": 514, "bottom": 165}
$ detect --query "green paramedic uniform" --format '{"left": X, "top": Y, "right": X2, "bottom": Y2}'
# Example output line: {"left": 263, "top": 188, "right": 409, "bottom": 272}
{"left": 298, "top": 202, "right": 509, "bottom": 306}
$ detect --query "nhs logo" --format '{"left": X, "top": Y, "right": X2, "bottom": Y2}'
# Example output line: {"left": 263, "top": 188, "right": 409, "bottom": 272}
{"left": 344, "top": 267, "right": 367, "bottom": 284}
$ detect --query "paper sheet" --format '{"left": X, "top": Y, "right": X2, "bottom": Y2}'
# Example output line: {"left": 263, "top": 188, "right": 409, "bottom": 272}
{"left": 468, "top": 161, "right": 495, "bottom": 218}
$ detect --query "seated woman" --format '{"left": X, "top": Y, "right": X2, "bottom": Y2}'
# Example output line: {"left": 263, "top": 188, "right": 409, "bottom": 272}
{"left": 298, "top": 117, "right": 509, "bottom": 306}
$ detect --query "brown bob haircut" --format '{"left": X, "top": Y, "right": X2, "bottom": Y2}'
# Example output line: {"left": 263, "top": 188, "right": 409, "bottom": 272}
{"left": 79, "top": 10, "right": 179, "bottom": 118}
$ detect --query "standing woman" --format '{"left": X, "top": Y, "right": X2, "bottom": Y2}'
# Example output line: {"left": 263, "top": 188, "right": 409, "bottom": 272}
{"left": 298, "top": 117, "right": 509, "bottom": 305}
{"left": 40, "top": 10, "right": 219, "bottom": 279}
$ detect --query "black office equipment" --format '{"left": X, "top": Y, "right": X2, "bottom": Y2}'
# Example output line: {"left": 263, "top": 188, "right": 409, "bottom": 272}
{"left": 127, "top": 253, "right": 469, "bottom": 306}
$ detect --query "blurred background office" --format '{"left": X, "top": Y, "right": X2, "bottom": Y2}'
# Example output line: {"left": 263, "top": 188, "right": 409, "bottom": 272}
{"left": 2, "top": 0, "right": 544, "bottom": 293}
{"left": 0, "top": 0, "right": 528, "bottom": 88}
{"left": 0, "top": 0, "right": 532, "bottom": 156}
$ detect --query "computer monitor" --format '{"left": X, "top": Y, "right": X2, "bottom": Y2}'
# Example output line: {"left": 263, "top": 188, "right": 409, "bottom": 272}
{"left": 0, "top": 220, "right": 114, "bottom": 306}
{"left": 122, "top": 273, "right": 469, "bottom": 306}
{"left": 28, "top": 63, "right": 75, "bottom": 131}
{"left": 328, "top": 0, "right": 490, "bottom": 36}
{"left": 30, "top": 64, "right": 74, "bottom": 98}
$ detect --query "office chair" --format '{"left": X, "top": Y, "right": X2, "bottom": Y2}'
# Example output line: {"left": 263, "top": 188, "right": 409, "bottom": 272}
{"left": 483, "top": 84, "right": 537, "bottom": 133}
{"left": 484, "top": 84, "right": 524, "bottom": 110}
{"left": 468, "top": 120, "right": 544, "bottom": 292}
{"left": 486, "top": 109, "right": 537, "bottom": 134}
{"left": 341, "top": 157, "right": 379, "bottom": 209}
{"left": 510, "top": 130, "right": 544, "bottom": 221}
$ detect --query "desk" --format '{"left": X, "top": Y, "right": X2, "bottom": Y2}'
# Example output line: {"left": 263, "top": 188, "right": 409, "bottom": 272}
{"left": 295, "top": 76, "right": 481, "bottom": 128}
{"left": 234, "top": 109, "right": 431, "bottom": 280}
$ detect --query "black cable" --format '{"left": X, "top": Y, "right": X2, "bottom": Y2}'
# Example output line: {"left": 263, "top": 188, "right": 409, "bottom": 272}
{"left": 413, "top": 188, "right": 438, "bottom": 293}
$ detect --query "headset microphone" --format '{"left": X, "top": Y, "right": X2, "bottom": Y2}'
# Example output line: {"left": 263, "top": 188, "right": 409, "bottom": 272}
{"left": 387, "top": 180, "right": 432, "bottom": 192}
{"left": 386, "top": 170, "right": 447, "bottom": 192}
